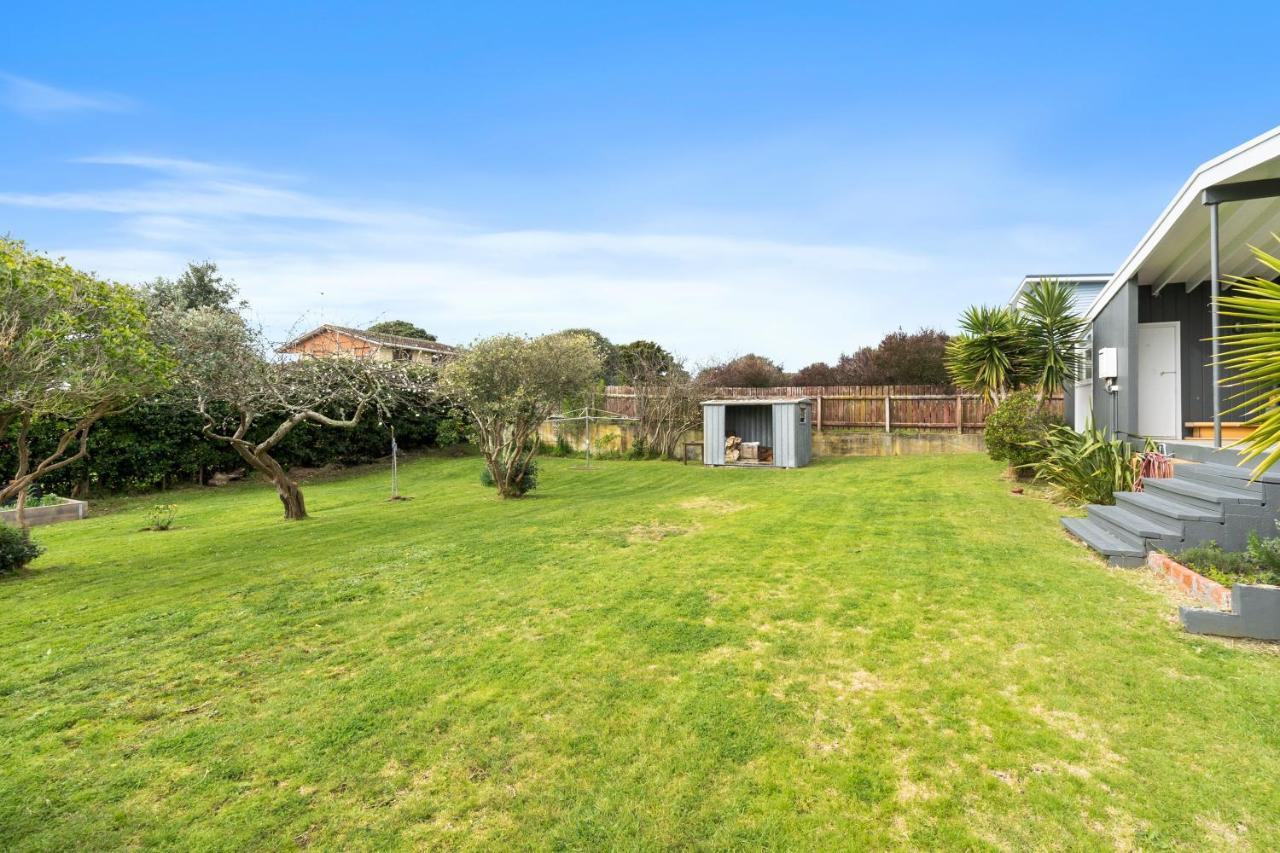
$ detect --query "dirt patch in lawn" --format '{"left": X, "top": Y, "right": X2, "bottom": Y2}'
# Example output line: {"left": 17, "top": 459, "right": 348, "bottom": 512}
{"left": 679, "top": 496, "right": 747, "bottom": 515}
{"left": 626, "top": 521, "right": 697, "bottom": 545}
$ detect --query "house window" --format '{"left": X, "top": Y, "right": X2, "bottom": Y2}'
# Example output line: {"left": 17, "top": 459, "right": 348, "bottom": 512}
{"left": 1075, "top": 331, "right": 1093, "bottom": 385}
{"left": 799, "top": 406, "right": 807, "bottom": 423}
{"left": 392, "top": 348, "right": 411, "bottom": 362}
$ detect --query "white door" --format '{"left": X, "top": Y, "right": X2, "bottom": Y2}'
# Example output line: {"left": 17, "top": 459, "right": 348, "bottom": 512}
{"left": 1073, "top": 382, "right": 1093, "bottom": 430}
{"left": 1137, "top": 322, "right": 1180, "bottom": 438}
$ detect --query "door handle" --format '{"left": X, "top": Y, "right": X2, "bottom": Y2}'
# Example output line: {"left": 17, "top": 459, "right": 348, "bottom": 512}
{"left": 1160, "top": 370, "right": 1176, "bottom": 375}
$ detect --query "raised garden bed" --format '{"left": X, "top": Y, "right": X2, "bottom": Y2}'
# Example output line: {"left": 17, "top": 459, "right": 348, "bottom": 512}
{"left": 0, "top": 498, "right": 88, "bottom": 528}
{"left": 1148, "top": 552, "right": 1231, "bottom": 610}
{"left": 1151, "top": 552, "right": 1280, "bottom": 640}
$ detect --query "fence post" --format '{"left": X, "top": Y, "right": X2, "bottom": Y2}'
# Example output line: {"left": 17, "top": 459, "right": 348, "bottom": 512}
{"left": 956, "top": 395, "right": 963, "bottom": 434}
{"left": 816, "top": 396, "right": 823, "bottom": 431}
{"left": 884, "top": 391, "right": 891, "bottom": 433}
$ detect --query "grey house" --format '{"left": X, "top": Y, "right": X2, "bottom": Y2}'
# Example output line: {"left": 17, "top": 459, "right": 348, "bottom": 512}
{"left": 701, "top": 398, "right": 813, "bottom": 468}
{"left": 1031, "top": 125, "right": 1280, "bottom": 567}
{"left": 1071, "top": 125, "right": 1280, "bottom": 447}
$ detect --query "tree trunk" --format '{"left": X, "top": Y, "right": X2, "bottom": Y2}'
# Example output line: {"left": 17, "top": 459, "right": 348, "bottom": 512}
{"left": 231, "top": 445, "right": 308, "bottom": 520}
{"left": 274, "top": 476, "right": 308, "bottom": 520}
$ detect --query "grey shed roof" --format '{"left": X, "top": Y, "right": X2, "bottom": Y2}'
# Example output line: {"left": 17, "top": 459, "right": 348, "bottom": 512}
{"left": 701, "top": 397, "right": 812, "bottom": 406}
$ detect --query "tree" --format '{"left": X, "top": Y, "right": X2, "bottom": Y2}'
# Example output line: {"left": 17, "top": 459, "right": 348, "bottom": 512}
{"left": 618, "top": 340, "right": 676, "bottom": 380}
{"left": 699, "top": 354, "right": 786, "bottom": 388}
{"left": 558, "top": 328, "right": 622, "bottom": 384}
{"left": 946, "top": 280, "right": 1084, "bottom": 403}
{"left": 1019, "top": 279, "right": 1086, "bottom": 400}
{"left": 440, "top": 333, "right": 601, "bottom": 498}
{"left": 0, "top": 239, "right": 171, "bottom": 522}
{"left": 620, "top": 347, "right": 705, "bottom": 459}
{"left": 156, "top": 307, "right": 428, "bottom": 519}
{"left": 945, "top": 305, "right": 1028, "bottom": 403}
{"left": 1216, "top": 244, "right": 1280, "bottom": 476}
{"left": 367, "top": 320, "right": 436, "bottom": 341}
{"left": 833, "top": 328, "right": 951, "bottom": 386}
{"left": 143, "top": 261, "right": 244, "bottom": 313}
{"left": 788, "top": 362, "right": 839, "bottom": 386}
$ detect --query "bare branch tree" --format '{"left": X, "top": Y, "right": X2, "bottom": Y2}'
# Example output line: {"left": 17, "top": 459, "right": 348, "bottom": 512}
{"left": 156, "top": 307, "right": 432, "bottom": 520}
{"left": 623, "top": 350, "right": 707, "bottom": 459}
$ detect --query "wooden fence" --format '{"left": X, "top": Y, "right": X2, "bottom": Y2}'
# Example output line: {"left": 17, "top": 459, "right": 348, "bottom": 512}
{"left": 602, "top": 385, "right": 1064, "bottom": 433}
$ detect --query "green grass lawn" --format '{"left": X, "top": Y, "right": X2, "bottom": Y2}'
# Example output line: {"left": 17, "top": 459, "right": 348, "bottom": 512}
{"left": 4, "top": 454, "right": 1279, "bottom": 850}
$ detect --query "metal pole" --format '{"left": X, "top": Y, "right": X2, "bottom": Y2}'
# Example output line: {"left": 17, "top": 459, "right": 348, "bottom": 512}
{"left": 1209, "top": 203, "right": 1222, "bottom": 449}
{"left": 390, "top": 426, "right": 399, "bottom": 498}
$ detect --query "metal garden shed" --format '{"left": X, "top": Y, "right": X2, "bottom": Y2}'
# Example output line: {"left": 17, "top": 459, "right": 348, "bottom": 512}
{"left": 701, "top": 398, "right": 813, "bottom": 468}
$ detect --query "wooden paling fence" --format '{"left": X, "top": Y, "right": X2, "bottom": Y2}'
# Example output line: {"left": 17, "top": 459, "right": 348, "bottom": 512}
{"left": 602, "top": 385, "right": 1064, "bottom": 433}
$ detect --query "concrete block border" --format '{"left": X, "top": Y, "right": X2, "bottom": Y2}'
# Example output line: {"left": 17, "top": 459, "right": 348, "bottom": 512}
{"left": 1181, "top": 584, "right": 1280, "bottom": 641}
{"left": 1147, "top": 552, "right": 1231, "bottom": 610}
{"left": 0, "top": 498, "right": 88, "bottom": 528}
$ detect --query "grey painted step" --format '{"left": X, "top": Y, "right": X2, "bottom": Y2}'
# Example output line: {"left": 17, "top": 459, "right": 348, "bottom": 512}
{"left": 1176, "top": 460, "right": 1280, "bottom": 486}
{"left": 1115, "top": 490, "right": 1222, "bottom": 522}
{"left": 1088, "top": 503, "right": 1182, "bottom": 541}
{"left": 1145, "top": 477, "right": 1265, "bottom": 507}
{"left": 1061, "top": 516, "right": 1145, "bottom": 558}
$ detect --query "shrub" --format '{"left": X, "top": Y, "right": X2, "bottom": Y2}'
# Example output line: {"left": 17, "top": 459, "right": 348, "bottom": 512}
{"left": 1028, "top": 423, "right": 1138, "bottom": 505}
{"left": 146, "top": 504, "right": 178, "bottom": 531}
{"left": 1177, "top": 541, "right": 1259, "bottom": 584}
{"left": 1247, "top": 523, "right": 1280, "bottom": 585}
{"left": 480, "top": 460, "right": 539, "bottom": 495}
{"left": 983, "top": 390, "right": 1058, "bottom": 473}
{"left": 0, "top": 525, "right": 43, "bottom": 574}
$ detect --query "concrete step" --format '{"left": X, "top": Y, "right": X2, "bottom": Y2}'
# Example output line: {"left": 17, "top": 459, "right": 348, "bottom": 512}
{"left": 1116, "top": 490, "right": 1223, "bottom": 523}
{"left": 1175, "top": 460, "right": 1280, "bottom": 486}
{"left": 1145, "top": 477, "right": 1264, "bottom": 508}
{"left": 1088, "top": 503, "right": 1182, "bottom": 542}
{"left": 1062, "top": 516, "right": 1146, "bottom": 561}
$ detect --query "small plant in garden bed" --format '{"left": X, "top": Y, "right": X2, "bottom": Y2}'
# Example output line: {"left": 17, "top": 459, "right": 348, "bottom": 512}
{"left": 1172, "top": 525, "right": 1280, "bottom": 588}
{"left": 0, "top": 491, "right": 67, "bottom": 510}
{"left": 144, "top": 504, "right": 179, "bottom": 531}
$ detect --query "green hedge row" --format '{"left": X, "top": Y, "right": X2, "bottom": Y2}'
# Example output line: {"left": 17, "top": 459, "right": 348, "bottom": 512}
{"left": 0, "top": 399, "right": 459, "bottom": 497}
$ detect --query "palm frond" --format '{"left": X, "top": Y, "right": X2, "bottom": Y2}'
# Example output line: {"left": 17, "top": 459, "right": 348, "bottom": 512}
{"left": 1215, "top": 244, "right": 1280, "bottom": 479}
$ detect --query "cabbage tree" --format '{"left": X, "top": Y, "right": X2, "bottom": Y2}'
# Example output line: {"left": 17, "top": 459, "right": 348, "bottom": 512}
{"left": 946, "top": 278, "right": 1084, "bottom": 403}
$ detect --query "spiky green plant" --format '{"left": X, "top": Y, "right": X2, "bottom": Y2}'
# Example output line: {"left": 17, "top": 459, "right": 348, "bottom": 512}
{"left": 1020, "top": 278, "right": 1087, "bottom": 400}
{"left": 1026, "top": 422, "right": 1139, "bottom": 506}
{"left": 945, "top": 305, "right": 1027, "bottom": 402}
{"left": 1216, "top": 244, "right": 1280, "bottom": 478}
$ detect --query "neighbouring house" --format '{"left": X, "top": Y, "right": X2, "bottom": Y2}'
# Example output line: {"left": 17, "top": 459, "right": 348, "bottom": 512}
{"left": 279, "top": 324, "right": 458, "bottom": 365}
{"left": 1034, "top": 125, "right": 1280, "bottom": 566}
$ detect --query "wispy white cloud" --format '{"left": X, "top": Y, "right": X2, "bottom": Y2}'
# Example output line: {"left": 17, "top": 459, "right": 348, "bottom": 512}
{"left": 0, "top": 152, "right": 1116, "bottom": 365}
{"left": 0, "top": 73, "right": 134, "bottom": 117}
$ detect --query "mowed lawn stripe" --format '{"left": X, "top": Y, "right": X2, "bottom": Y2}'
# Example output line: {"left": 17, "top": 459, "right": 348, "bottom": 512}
{"left": 2, "top": 454, "right": 1279, "bottom": 849}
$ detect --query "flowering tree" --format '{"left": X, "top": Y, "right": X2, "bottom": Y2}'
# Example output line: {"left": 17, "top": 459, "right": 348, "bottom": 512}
{"left": 156, "top": 307, "right": 431, "bottom": 519}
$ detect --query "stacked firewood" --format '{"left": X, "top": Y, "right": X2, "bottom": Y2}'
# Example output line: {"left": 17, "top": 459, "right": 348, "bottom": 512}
{"left": 724, "top": 435, "right": 774, "bottom": 463}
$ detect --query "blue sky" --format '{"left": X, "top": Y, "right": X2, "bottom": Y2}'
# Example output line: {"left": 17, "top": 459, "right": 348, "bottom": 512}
{"left": 3, "top": 2, "right": 1277, "bottom": 367}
